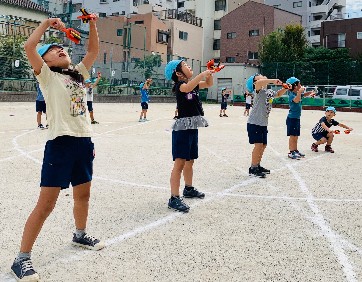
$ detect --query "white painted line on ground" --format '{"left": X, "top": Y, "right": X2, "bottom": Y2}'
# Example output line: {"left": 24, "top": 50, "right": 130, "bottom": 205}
{"left": 94, "top": 176, "right": 168, "bottom": 191}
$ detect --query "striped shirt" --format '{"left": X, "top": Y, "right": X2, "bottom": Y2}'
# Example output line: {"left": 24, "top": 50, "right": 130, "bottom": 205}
{"left": 311, "top": 116, "right": 339, "bottom": 134}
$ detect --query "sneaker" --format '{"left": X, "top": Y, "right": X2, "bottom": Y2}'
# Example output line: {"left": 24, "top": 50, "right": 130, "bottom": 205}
{"left": 139, "top": 118, "right": 143, "bottom": 122}
{"left": 11, "top": 258, "right": 39, "bottom": 282}
{"left": 91, "top": 120, "right": 99, "bottom": 124}
{"left": 288, "top": 151, "right": 301, "bottom": 160}
{"left": 45, "top": 124, "right": 48, "bottom": 129}
{"left": 258, "top": 165, "right": 270, "bottom": 174}
{"left": 37, "top": 124, "right": 44, "bottom": 130}
{"left": 173, "top": 116, "right": 177, "bottom": 120}
{"left": 219, "top": 114, "right": 222, "bottom": 117}
{"left": 295, "top": 150, "right": 305, "bottom": 157}
{"left": 249, "top": 166, "right": 266, "bottom": 178}
{"left": 325, "top": 145, "right": 335, "bottom": 153}
{"left": 143, "top": 118, "right": 149, "bottom": 122}
{"left": 311, "top": 143, "right": 318, "bottom": 152}
{"left": 168, "top": 197, "right": 190, "bottom": 212}
{"left": 72, "top": 233, "right": 105, "bottom": 251}
{"left": 223, "top": 114, "right": 228, "bottom": 117}
{"left": 183, "top": 186, "right": 205, "bottom": 199}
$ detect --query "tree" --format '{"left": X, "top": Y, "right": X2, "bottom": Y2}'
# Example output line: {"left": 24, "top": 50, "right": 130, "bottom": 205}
{"left": 0, "top": 34, "right": 31, "bottom": 79}
{"left": 259, "top": 29, "right": 285, "bottom": 63}
{"left": 281, "top": 24, "right": 308, "bottom": 62}
{"left": 133, "top": 54, "right": 162, "bottom": 80}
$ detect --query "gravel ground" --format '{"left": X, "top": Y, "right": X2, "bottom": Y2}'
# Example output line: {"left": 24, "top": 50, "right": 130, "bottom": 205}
{"left": 0, "top": 102, "right": 361, "bottom": 282}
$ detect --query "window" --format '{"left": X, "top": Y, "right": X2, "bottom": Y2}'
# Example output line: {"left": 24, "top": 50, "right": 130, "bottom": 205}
{"left": 226, "top": 57, "right": 235, "bottom": 63}
{"left": 213, "top": 39, "right": 220, "bottom": 50}
{"left": 135, "top": 20, "right": 144, "bottom": 24}
{"left": 131, "top": 58, "right": 140, "bottom": 63}
{"left": 249, "top": 30, "right": 259, "bottom": 37}
{"left": 177, "top": 1, "right": 185, "bottom": 8}
{"left": 99, "top": 13, "right": 106, "bottom": 17}
{"left": 248, "top": 51, "right": 258, "bottom": 60}
{"left": 293, "top": 1, "right": 302, "bottom": 8}
{"left": 112, "top": 12, "right": 119, "bottom": 16}
{"left": 100, "top": 0, "right": 108, "bottom": 3}
{"left": 117, "top": 29, "right": 123, "bottom": 36}
{"left": 215, "top": 0, "right": 226, "bottom": 11}
{"left": 157, "top": 30, "right": 169, "bottom": 44}
{"left": 349, "top": 89, "right": 361, "bottom": 97}
{"left": 338, "top": 33, "right": 345, "bottom": 47}
{"left": 214, "top": 20, "right": 221, "bottom": 30}
{"left": 113, "top": 0, "right": 120, "bottom": 1}
{"left": 227, "top": 32, "right": 236, "bottom": 39}
{"left": 357, "top": 32, "right": 362, "bottom": 39}
{"left": 179, "top": 31, "right": 188, "bottom": 40}
{"left": 103, "top": 52, "right": 107, "bottom": 64}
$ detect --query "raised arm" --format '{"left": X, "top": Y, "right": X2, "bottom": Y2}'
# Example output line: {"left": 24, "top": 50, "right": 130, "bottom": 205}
{"left": 199, "top": 71, "right": 214, "bottom": 89}
{"left": 81, "top": 15, "right": 99, "bottom": 70}
{"left": 93, "top": 73, "right": 101, "bottom": 87}
{"left": 24, "top": 18, "right": 65, "bottom": 75}
{"left": 255, "top": 78, "right": 282, "bottom": 91}
{"left": 179, "top": 70, "right": 213, "bottom": 93}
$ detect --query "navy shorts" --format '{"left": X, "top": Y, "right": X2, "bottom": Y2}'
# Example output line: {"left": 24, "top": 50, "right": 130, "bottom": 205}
{"left": 40, "top": 136, "right": 94, "bottom": 189}
{"left": 286, "top": 117, "right": 301, "bottom": 136}
{"left": 312, "top": 132, "right": 328, "bottom": 141}
{"left": 247, "top": 123, "right": 268, "bottom": 144}
{"left": 141, "top": 102, "right": 148, "bottom": 110}
{"left": 221, "top": 102, "right": 227, "bottom": 110}
{"left": 172, "top": 129, "right": 198, "bottom": 161}
{"left": 246, "top": 103, "right": 251, "bottom": 110}
{"left": 87, "top": 101, "right": 93, "bottom": 112}
{"left": 36, "top": 100, "right": 46, "bottom": 113}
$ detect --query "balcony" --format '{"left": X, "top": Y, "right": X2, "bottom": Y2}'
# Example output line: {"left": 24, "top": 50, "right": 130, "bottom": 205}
{"left": 311, "top": 5, "right": 328, "bottom": 14}
{"left": 309, "top": 34, "right": 320, "bottom": 44}
{"left": 184, "top": 0, "right": 195, "bottom": 10}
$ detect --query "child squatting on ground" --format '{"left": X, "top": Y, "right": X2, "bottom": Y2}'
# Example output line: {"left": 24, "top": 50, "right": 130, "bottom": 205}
{"left": 165, "top": 59, "right": 214, "bottom": 212}
{"left": 246, "top": 73, "right": 288, "bottom": 178}
{"left": 311, "top": 106, "right": 353, "bottom": 153}
{"left": 11, "top": 16, "right": 104, "bottom": 282}
{"left": 285, "top": 77, "right": 315, "bottom": 160}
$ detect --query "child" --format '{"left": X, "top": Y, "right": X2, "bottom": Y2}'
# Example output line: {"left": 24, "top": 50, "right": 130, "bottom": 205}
{"left": 246, "top": 73, "right": 287, "bottom": 178}
{"left": 35, "top": 83, "right": 47, "bottom": 129}
{"left": 11, "top": 16, "right": 104, "bottom": 282}
{"left": 243, "top": 91, "right": 252, "bottom": 116}
{"left": 311, "top": 106, "right": 353, "bottom": 153}
{"left": 219, "top": 87, "right": 229, "bottom": 117}
{"left": 85, "top": 72, "right": 101, "bottom": 124}
{"left": 165, "top": 59, "right": 213, "bottom": 212}
{"left": 285, "top": 77, "right": 315, "bottom": 159}
{"left": 139, "top": 78, "right": 152, "bottom": 122}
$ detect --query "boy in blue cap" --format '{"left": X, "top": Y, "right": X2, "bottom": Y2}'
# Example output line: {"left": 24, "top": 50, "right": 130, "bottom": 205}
{"left": 11, "top": 16, "right": 104, "bottom": 281}
{"left": 246, "top": 73, "right": 287, "bottom": 178}
{"left": 285, "top": 77, "right": 315, "bottom": 159}
{"left": 165, "top": 59, "right": 213, "bottom": 212}
{"left": 139, "top": 78, "right": 152, "bottom": 122}
{"left": 85, "top": 72, "right": 101, "bottom": 124}
{"left": 311, "top": 107, "right": 353, "bottom": 153}
{"left": 35, "top": 83, "right": 47, "bottom": 129}
{"left": 219, "top": 87, "right": 229, "bottom": 117}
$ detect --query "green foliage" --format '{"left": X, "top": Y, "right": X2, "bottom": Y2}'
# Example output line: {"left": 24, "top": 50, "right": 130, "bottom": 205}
{"left": 133, "top": 54, "right": 162, "bottom": 80}
{"left": 281, "top": 24, "right": 308, "bottom": 61}
{"left": 44, "top": 36, "right": 62, "bottom": 44}
{"left": 0, "top": 34, "right": 31, "bottom": 78}
{"left": 259, "top": 29, "right": 285, "bottom": 63}
{"left": 96, "top": 77, "right": 110, "bottom": 94}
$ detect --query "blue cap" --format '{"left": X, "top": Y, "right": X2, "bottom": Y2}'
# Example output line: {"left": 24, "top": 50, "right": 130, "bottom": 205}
{"left": 37, "top": 43, "right": 63, "bottom": 57}
{"left": 221, "top": 87, "right": 226, "bottom": 91}
{"left": 286, "top": 77, "right": 300, "bottom": 85}
{"left": 246, "top": 73, "right": 259, "bottom": 92}
{"left": 164, "top": 60, "right": 183, "bottom": 80}
{"left": 326, "top": 106, "right": 336, "bottom": 113}
{"left": 85, "top": 79, "right": 91, "bottom": 83}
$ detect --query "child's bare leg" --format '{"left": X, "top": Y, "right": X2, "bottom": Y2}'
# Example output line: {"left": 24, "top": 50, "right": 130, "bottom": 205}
{"left": 89, "top": 111, "right": 94, "bottom": 121}
{"left": 20, "top": 187, "right": 61, "bottom": 252}
{"left": 251, "top": 143, "right": 265, "bottom": 166}
{"left": 289, "top": 136, "right": 298, "bottom": 151}
{"left": 37, "top": 112, "right": 42, "bottom": 125}
{"left": 144, "top": 109, "right": 147, "bottom": 119}
{"left": 73, "top": 181, "right": 91, "bottom": 230}
{"left": 170, "top": 158, "right": 185, "bottom": 196}
{"left": 326, "top": 132, "right": 334, "bottom": 145}
{"left": 183, "top": 160, "right": 194, "bottom": 186}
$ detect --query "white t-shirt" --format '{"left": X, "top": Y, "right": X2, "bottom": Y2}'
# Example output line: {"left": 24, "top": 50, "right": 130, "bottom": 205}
{"left": 86, "top": 86, "right": 93, "bottom": 102}
{"left": 36, "top": 62, "right": 92, "bottom": 140}
{"left": 246, "top": 95, "right": 252, "bottom": 104}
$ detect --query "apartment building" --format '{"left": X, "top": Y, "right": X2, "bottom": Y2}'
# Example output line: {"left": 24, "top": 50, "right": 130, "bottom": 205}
{"left": 321, "top": 17, "right": 362, "bottom": 59}
{"left": 264, "top": 0, "right": 346, "bottom": 47}
{"left": 220, "top": 1, "right": 302, "bottom": 64}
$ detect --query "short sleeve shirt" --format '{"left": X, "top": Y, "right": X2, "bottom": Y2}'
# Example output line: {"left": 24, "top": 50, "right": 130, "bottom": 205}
{"left": 36, "top": 62, "right": 92, "bottom": 140}
{"left": 175, "top": 81, "right": 203, "bottom": 118}
{"left": 287, "top": 91, "right": 303, "bottom": 119}
{"left": 312, "top": 116, "right": 339, "bottom": 135}
{"left": 247, "top": 89, "right": 276, "bottom": 126}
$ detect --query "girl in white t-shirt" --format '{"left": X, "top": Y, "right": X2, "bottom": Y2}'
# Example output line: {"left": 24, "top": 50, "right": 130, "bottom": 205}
{"left": 11, "top": 17, "right": 104, "bottom": 281}
{"left": 244, "top": 91, "right": 252, "bottom": 116}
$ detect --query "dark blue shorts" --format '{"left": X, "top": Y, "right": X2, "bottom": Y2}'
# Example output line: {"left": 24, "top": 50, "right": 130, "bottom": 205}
{"left": 246, "top": 103, "right": 251, "bottom": 109}
{"left": 286, "top": 117, "right": 301, "bottom": 136}
{"left": 141, "top": 102, "right": 148, "bottom": 110}
{"left": 87, "top": 101, "right": 93, "bottom": 112}
{"left": 172, "top": 129, "right": 198, "bottom": 161}
{"left": 247, "top": 123, "right": 268, "bottom": 144}
{"left": 40, "top": 136, "right": 94, "bottom": 189}
{"left": 36, "top": 100, "right": 46, "bottom": 113}
{"left": 221, "top": 102, "right": 227, "bottom": 110}
{"left": 312, "top": 132, "right": 328, "bottom": 141}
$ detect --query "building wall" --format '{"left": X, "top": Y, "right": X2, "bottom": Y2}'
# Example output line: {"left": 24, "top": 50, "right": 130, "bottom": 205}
{"left": 321, "top": 18, "right": 362, "bottom": 59}
{"left": 273, "top": 8, "right": 302, "bottom": 30}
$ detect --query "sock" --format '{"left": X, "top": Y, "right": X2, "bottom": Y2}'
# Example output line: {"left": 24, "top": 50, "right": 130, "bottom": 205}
{"left": 171, "top": 195, "right": 180, "bottom": 200}
{"left": 75, "top": 229, "right": 86, "bottom": 238}
{"left": 185, "top": 185, "right": 193, "bottom": 191}
{"left": 251, "top": 164, "right": 258, "bottom": 168}
{"left": 15, "top": 252, "right": 31, "bottom": 262}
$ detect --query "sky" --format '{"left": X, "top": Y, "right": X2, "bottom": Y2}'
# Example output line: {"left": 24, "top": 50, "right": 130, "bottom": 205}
{"left": 345, "top": 0, "right": 362, "bottom": 17}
